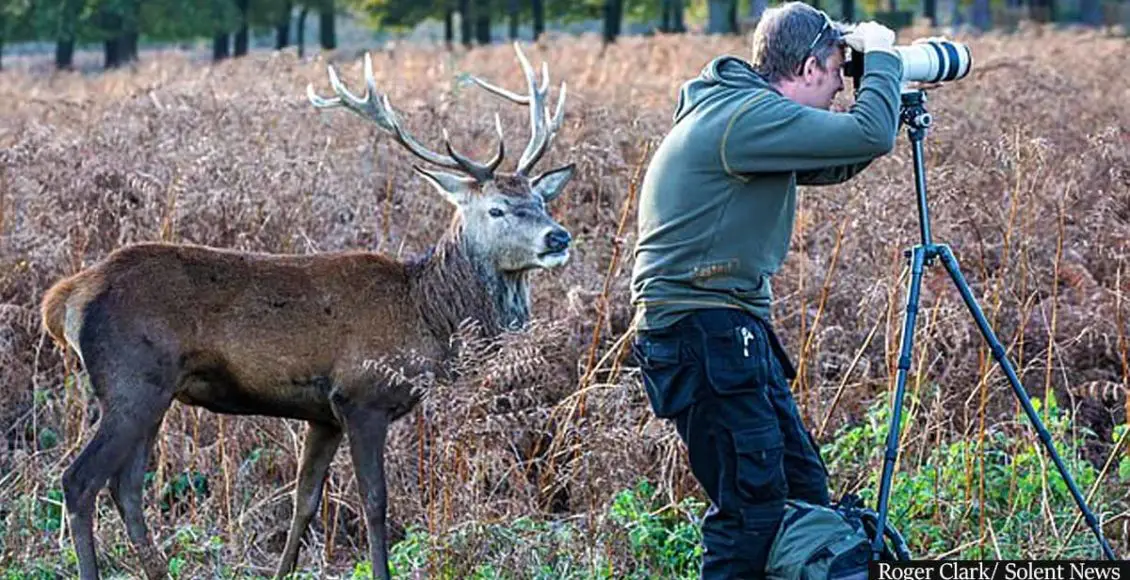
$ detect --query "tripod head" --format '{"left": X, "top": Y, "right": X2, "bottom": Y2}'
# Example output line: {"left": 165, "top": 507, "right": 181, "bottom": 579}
{"left": 900, "top": 89, "right": 932, "bottom": 135}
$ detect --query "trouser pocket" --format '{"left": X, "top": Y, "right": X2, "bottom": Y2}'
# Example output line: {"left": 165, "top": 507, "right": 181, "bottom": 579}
{"left": 700, "top": 316, "right": 772, "bottom": 396}
{"left": 632, "top": 332, "right": 700, "bottom": 418}
{"left": 729, "top": 423, "right": 788, "bottom": 508}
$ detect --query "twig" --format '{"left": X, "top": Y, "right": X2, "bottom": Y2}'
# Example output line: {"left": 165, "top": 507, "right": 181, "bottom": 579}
{"left": 1037, "top": 183, "right": 1069, "bottom": 538}
{"left": 1117, "top": 257, "right": 1129, "bottom": 434}
{"left": 1052, "top": 423, "right": 1127, "bottom": 558}
{"left": 817, "top": 268, "right": 901, "bottom": 439}
{"left": 578, "top": 139, "right": 650, "bottom": 413}
{"left": 793, "top": 197, "right": 855, "bottom": 424}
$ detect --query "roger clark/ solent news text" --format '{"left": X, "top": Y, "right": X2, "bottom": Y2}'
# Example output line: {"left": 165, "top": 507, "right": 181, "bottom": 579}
{"left": 871, "top": 561, "right": 1127, "bottom": 580}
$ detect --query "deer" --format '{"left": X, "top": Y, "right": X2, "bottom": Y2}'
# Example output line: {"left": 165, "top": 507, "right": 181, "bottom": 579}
{"left": 38, "top": 41, "right": 574, "bottom": 580}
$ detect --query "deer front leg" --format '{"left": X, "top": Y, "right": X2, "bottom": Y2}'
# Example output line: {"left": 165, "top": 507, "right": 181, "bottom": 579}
{"left": 335, "top": 402, "right": 392, "bottom": 580}
{"left": 274, "top": 421, "right": 343, "bottom": 579}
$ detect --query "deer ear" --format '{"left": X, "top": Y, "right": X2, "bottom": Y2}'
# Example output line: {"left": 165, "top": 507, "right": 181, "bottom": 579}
{"left": 531, "top": 163, "right": 575, "bottom": 203}
{"left": 414, "top": 166, "right": 476, "bottom": 205}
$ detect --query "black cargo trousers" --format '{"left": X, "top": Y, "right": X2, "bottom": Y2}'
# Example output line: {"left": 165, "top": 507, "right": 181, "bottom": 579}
{"left": 632, "top": 308, "right": 831, "bottom": 579}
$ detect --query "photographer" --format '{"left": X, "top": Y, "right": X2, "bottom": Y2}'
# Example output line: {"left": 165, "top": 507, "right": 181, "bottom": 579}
{"left": 629, "top": 3, "right": 903, "bottom": 578}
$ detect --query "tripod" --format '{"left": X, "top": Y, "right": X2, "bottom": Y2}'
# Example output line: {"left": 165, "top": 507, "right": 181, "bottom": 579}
{"left": 869, "top": 89, "right": 1118, "bottom": 561}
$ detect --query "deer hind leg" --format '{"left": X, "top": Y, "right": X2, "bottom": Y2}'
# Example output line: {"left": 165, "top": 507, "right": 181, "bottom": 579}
{"left": 274, "top": 421, "right": 343, "bottom": 579}
{"left": 331, "top": 398, "right": 392, "bottom": 580}
{"left": 64, "top": 412, "right": 132, "bottom": 580}
{"left": 108, "top": 417, "right": 167, "bottom": 580}
{"left": 63, "top": 392, "right": 171, "bottom": 580}
{"left": 66, "top": 300, "right": 177, "bottom": 580}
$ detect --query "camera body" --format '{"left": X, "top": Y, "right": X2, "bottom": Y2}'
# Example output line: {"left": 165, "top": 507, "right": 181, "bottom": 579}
{"left": 843, "top": 39, "right": 972, "bottom": 93}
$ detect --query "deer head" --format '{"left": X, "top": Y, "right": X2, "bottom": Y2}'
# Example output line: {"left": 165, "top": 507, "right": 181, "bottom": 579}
{"left": 307, "top": 42, "right": 575, "bottom": 273}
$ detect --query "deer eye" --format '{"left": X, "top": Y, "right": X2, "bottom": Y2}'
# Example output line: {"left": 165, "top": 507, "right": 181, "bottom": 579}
{"left": 489, "top": 208, "right": 505, "bottom": 218}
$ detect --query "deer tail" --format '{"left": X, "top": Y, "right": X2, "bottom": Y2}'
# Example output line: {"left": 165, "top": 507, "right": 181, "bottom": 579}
{"left": 41, "top": 275, "right": 80, "bottom": 349}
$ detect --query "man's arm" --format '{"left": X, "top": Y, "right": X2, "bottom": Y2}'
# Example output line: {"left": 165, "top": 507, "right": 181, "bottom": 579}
{"left": 795, "top": 159, "right": 874, "bottom": 185}
{"left": 719, "top": 51, "right": 903, "bottom": 178}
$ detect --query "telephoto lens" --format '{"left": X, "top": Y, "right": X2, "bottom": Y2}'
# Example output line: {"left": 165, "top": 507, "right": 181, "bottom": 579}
{"left": 842, "top": 38, "right": 972, "bottom": 90}
{"left": 895, "top": 39, "right": 972, "bottom": 83}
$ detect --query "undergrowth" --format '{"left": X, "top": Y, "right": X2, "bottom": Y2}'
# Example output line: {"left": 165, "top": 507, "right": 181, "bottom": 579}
{"left": 1, "top": 23, "right": 1128, "bottom": 579}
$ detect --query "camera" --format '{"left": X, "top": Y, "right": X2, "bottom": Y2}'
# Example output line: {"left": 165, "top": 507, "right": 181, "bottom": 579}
{"left": 843, "top": 38, "right": 972, "bottom": 90}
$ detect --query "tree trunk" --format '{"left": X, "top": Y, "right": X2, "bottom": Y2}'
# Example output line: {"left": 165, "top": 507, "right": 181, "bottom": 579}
{"left": 213, "top": 0, "right": 229, "bottom": 62}
{"left": 604, "top": 0, "right": 624, "bottom": 42}
{"left": 1079, "top": 0, "right": 1102, "bottom": 24}
{"left": 748, "top": 0, "right": 767, "bottom": 24}
{"left": 508, "top": 0, "right": 519, "bottom": 39}
{"left": 277, "top": 1, "right": 292, "bottom": 49}
{"left": 474, "top": 0, "right": 490, "bottom": 45}
{"left": 234, "top": 0, "right": 250, "bottom": 56}
{"left": 121, "top": 0, "right": 140, "bottom": 64}
{"left": 531, "top": 0, "right": 544, "bottom": 40}
{"left": 971, "top": 0, "right": 991, "bottom": 28}
{"left": 661, "top": 0, "right": 686, "bottom": 32}
{"left": 445, "top": 7, "right": 454, "bottom": 49}
{"left": 102, "top": 7, "right": 123, "bottom": 69}
{"left": 56, "top": 40, "right": 75, "bottom": 70}
{"left": 707, "top": 0, "right": 735, "bottom": 33}
{"left": 1029, "top": 0, "right": 1055, "bottom": 22}
{"left": 123, "top": 33, "right": 139, "bottom": 63}
{"left": 213, "top": 34, "right": 230, "bottom": 61}
{"left": 320, "top": 0, "right": 335, "bottom": 50}
{"left": 56, "top": 0, "right": 80, "bottom": 70}
{"left": 297, "top": 7, "right": 309, "bottom": 57}
{"left": 104, "top": 41, "right": 120, "bottom": 69}
{"left": 460, "top": 0, "right": 473, "bottom": 47}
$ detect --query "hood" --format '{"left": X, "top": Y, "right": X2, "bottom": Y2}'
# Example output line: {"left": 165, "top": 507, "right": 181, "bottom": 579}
{"left": 673, "top": 55, "right": 774, "bottom": 123}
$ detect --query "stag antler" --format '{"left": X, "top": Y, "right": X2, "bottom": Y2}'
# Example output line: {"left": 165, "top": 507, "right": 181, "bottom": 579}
{"left": 466, "top": 42, "right": 566, "bottom": 177}
{"left": 307, "top": 53, "right": 505, "bottom": 183}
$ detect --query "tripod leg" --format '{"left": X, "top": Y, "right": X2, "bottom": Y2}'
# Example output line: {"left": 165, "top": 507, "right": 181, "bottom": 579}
{"left": 936, "top": 245, "right": 1118, "bottom": 560}
{"left": 872, "top": 245, "right": 928, "bottom": 560}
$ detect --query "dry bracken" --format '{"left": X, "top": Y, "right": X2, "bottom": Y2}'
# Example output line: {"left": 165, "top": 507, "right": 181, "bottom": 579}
{"left": 1, "top": 24, "right": 1128, "bottom": 576}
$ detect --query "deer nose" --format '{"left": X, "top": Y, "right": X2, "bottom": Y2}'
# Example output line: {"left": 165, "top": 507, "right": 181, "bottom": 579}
{"left": 545, "top": 228, "right": 571, "bottom": 252}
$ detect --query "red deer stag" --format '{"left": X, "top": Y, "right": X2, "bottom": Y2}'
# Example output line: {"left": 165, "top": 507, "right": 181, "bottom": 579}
{"left": 39, "top": 42, "right": 573, "bottom": 580}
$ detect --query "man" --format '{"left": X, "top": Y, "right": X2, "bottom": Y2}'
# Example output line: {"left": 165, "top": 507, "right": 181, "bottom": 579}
{"left": 629, "top": 3, "right": 903, "bottom": 578}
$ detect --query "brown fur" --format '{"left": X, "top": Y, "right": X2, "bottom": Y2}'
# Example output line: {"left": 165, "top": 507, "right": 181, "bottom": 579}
{"left": 41, "top": 207, "right": 570, "bottom": 580}
{"left": 40, "top": 276, "right": 75, "bottom": 347}
{"left": 45, "top": 42, "right": 575, "bottom": 580}
{"left": 42, "top": 234, "right": 486, "bottom": 421}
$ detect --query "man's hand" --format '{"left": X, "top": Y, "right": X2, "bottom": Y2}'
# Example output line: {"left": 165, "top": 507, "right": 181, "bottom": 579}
{"left": 842, "top": 21, "right": 896, "bottom": 53}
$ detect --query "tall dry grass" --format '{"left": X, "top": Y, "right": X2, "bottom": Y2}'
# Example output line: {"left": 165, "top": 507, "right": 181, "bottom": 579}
{"left": 0, "top": 24, "right": 1128, "bottom": 577}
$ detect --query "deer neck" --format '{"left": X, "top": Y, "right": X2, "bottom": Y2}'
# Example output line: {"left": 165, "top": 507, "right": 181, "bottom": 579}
{"left": 409, "top": 226, "right": 531, "bottom": 345}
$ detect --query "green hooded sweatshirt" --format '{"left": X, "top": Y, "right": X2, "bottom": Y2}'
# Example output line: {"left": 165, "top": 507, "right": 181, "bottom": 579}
{"left": 630, "top": 50, "right": 904, "bottom": 331}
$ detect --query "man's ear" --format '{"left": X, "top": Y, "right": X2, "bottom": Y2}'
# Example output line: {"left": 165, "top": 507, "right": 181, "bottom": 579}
{"left": 802, "top": 56, "right": 819, "bottom": 83}
{"left": 531, "top": 163, "right": 576, "bottom": 203}
{"left": 414, "top": 165, "right": 476, "bottom": 205}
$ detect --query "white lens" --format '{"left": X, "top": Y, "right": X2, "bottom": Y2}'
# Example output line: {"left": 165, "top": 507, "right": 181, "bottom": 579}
{"left": 893, "top": 40, "right": 972, "bottom": 83}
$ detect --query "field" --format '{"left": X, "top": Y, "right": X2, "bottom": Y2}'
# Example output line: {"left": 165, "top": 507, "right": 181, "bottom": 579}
{"left": 1, "top": 23, "right": 1129, "bottom": 578}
